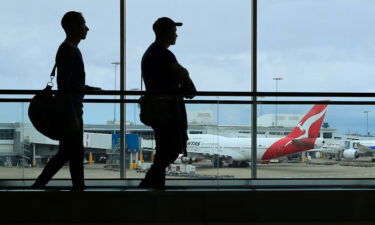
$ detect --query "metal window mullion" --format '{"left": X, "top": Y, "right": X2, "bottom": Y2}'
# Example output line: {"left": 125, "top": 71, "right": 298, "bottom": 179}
{"left": 251, "top": 0, "right": 258, "bottom": 180}
{"left": 120, "top": 0, "right": 126, "bottom": 179}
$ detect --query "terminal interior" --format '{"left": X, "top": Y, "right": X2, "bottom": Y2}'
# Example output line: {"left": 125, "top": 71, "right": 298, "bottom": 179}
{"left": 1, "top": 0, "right": 375, "bottom": 224}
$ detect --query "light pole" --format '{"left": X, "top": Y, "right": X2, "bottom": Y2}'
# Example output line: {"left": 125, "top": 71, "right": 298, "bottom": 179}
{"left": 272, "top": 77, "right": 283, "bottom": 127}
{"left": 364, "top": 111, "right": 370, "bottom": 136}
{"left": 130, "top": 88, "right": 140, "bottom": 125}
{"left": 111, "top": 62, "right": 120, "bottom": 134}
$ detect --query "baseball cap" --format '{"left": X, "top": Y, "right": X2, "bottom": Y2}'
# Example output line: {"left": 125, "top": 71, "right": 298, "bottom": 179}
{"left": 153, "top": 17, "right": 183, "bottom": 33}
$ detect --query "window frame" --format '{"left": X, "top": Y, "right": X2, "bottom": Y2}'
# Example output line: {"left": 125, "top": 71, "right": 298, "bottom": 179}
{"left": 0, "top": 0, "right": 375, "bottom": 187}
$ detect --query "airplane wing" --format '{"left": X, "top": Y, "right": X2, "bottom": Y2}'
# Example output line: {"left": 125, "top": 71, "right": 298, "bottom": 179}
{"left": 187, "top": 152, "right": 233, "bottom": 161}
{"left": 357, "top": 143, "right": 375, "bottom": 153}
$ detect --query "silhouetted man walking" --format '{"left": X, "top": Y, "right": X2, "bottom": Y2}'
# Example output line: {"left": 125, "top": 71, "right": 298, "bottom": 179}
{"left": 139, "top": 17, "right": 196, "bottom": 189}
{"left": 32, "top": 11, "right": 101, "bottom": 190}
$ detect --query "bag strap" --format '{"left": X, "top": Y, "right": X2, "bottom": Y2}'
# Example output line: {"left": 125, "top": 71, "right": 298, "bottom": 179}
{"left": 47, "top": 64, "right": 57, "bottom": 87}
{"left": 50, "top": 64, "right": 57, "bottom": 78}
{"left": 141, "top": 75, "right": 143, "bottom": 92}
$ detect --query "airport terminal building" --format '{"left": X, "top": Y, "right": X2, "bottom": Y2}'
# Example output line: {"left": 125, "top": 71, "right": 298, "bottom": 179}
{"left": 0, "top": 111, "right": 340, "bottom": 167}
{"left": 3, "top": 1, "right": 375, "bottom": 223}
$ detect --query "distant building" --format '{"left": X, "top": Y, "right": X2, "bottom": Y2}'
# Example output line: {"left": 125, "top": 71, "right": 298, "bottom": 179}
{"left": 187, "top": 110, "right": 214, "bottom": 125}
{"left": 257, "top": 114, "right": 304, "bottom": 127}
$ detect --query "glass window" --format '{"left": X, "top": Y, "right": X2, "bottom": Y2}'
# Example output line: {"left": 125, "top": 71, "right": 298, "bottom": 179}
{"left": 257, "top": 103, "right": 375, "bottom": 179}
{"left": 126, "top": 0, "right": 251, "bottom": 91}
{"left": 259, "top": 0, "right": 375, "bottom": 93}
{"left": 0, "top": 130, "right": 14, "bottom": 140}
{"left": 0, "top": 0, "right": 119, "bottom": 90}
{"left": 189, "top": 131, "right": 204, "bottom": 134}
{"left": 2, "top": 0, "right": 375, "bottom": 188}
{"left": 323, "top": 132, "right": 333, "bottom": 139}
{"left": 0, "top": 103, "right": 28, "bottom": 179}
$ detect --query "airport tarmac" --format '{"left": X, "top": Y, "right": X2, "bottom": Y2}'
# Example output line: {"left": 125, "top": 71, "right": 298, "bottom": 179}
{"left": 2, "top": 158, "right": 375, "bottom": 179}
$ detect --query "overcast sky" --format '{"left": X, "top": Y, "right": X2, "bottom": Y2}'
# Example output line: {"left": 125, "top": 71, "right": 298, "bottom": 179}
{"left": 1, "top": 0, "right": 375, "bottom": 135}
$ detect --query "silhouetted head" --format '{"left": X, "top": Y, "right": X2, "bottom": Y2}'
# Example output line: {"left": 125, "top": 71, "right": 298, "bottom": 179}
{"left": 61, "top": 11, "right": 89, "bottom": 40}
{"left": 153, "top": 17, "right": 182, "bottom": 46}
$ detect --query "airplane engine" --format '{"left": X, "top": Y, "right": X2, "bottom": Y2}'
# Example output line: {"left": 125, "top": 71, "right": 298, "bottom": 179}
{"left": 343, "top": 149, "right": 360, "bottom": 159}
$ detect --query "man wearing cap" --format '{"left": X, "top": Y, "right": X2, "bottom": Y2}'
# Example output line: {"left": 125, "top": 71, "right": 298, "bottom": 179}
{"left": 139, "top": 17, "right": 196, "bottom": 189}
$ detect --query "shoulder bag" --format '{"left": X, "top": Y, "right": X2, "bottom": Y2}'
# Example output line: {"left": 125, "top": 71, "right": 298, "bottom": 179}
{"left": 28, "top": 65, "right": 61, "bottom": 140}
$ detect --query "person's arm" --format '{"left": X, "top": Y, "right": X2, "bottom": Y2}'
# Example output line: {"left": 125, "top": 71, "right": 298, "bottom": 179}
{"left": 169, "top": 63, "right": 191, "bottom": 84}
{"left": 85, "top": 85, "right": 102, "bottom": 91}
{"left": 169, "top": 63, "right": 196, "bottom": 99}
{"left": 59, "top": 49, "right": 102, "bottom": 92}
{"left": 57, "top": 50, "right": 73, "bottom": 93}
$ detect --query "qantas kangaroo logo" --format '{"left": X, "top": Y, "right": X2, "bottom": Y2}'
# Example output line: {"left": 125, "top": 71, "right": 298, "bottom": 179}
{"left": 261, "top": 104, "right": 328, "bottom": 161}
{"left": 283, "top": 106, "right": 327, "bottom": 147}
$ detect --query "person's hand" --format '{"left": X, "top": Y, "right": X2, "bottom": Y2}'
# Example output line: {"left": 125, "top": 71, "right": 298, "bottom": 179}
{"left": 184, "top": 94, "right": 195, "bottom": 99}
{"left": 86, "top": 85, "right": 102, "bottom": 91}
{"left": 181, "top": 80, "right": 196, "bottom": 99}
{"left": 91, "top": 87, "right": 102, "bottom": 91}
{"left": 85, "top": 85, "right": 102, "bottom": 91}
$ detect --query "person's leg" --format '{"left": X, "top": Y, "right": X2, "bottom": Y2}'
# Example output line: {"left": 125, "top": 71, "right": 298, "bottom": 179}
{"left": 140, "top": 126, "right": 181, "bottom": 189}
{"left": 31, "top": 139, "right": 71, "bottom": 188}
{"left": 69, "top": 140, "right": 84, "bottom": 189}
{"left": 69, "top": 111, "right": 85, "bottom": 189}
{"left": 140, "top": 150, "right": 179, "bottom": 188}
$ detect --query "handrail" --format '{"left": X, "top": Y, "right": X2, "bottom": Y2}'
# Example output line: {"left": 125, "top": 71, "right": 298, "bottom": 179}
{"left": 1, "top": 98, "right": 375, "bottom": 105}
{"left": 1, "top": 90, "right": 375, "bottom": 97}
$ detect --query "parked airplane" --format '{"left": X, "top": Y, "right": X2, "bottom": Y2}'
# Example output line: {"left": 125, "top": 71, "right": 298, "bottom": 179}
{"left": 342, "top": 140, "right": 375, "bottom": 162}
{"left": 181, "top": 104, "right": 328, "bottom": 167}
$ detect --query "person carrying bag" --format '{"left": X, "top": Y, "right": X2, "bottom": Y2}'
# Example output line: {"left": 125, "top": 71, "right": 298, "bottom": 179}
{"left": 31, "top": 11, "right": 101, "bottom": 190}
{"left": 138, "top": 17, "right": 196, "bottom": 190}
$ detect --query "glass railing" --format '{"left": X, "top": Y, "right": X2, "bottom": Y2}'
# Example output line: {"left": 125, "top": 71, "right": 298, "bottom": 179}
{"left": 3, "top": 93, "right": 375, "bottom": 184}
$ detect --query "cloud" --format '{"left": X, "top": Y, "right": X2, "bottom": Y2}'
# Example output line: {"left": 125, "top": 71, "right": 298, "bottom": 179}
{"left": 181, "top": 52, "right": 250, "bottom": 92}
{"left": 1, "top": 0, "right": 374, "bottom": 134}
{"left": 259, "top": 46, "right": 375, "bottom": 92}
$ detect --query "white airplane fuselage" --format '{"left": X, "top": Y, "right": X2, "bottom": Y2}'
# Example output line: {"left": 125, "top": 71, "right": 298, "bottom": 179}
{"left": 186, "top": 134, "right": 323, "bottom": 162}
{"left": 184, "top": 104, "right": 328, "bottom": 163}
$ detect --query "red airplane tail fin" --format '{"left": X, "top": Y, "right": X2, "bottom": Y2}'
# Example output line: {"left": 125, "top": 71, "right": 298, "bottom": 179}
{"left": 287, "top": 103, "right": 328, "bottom": 139}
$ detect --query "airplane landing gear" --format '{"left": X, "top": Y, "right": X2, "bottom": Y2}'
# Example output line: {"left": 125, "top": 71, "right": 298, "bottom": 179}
{"left": 213, "top": 155, "right": 224, "bottom": 168}
{"left": 228, "top": 161, "right": 239, "bottom": 168}
{"left": 228, "top": 161, "right": 249, "bottom": 168}
{"left": 239, "top": 161, "right": 249, "bottom": 167}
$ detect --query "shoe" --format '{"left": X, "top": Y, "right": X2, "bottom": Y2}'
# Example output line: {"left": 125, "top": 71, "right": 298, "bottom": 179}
{"left": 71, "top": 185, "right": 86, "bottom": 191}
{"left": 31, "top": 181, "right": 46, "bottom": 189}
{"left": 138, "top": 180, "right": 165, "bottom": 190}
